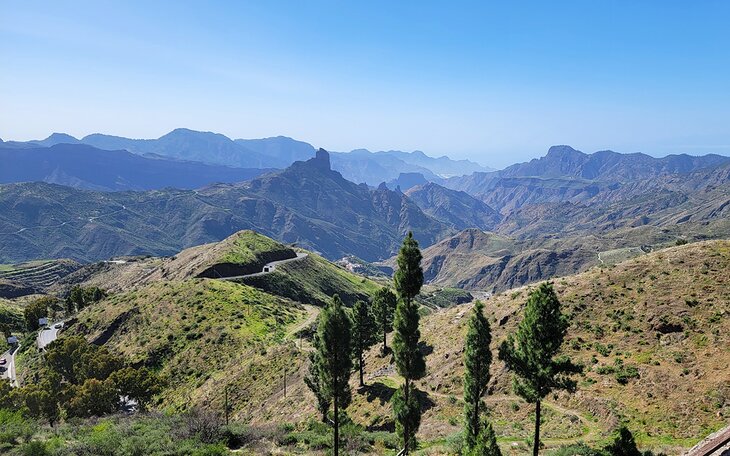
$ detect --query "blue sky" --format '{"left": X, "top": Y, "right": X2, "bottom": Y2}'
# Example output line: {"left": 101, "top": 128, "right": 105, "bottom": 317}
{"left": 1, "top": 1, "right": 729, "bottom": 168}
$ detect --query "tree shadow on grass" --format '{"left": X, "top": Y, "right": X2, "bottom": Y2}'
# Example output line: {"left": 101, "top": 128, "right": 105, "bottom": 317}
{"left": 418, "top": 341, "right": 434, "bottom": 356}
{"left": 362, "top": 381, "right": 396, "bottom": 406}
{"left": 415, "top": 388, "right": 436, "bottom": 414}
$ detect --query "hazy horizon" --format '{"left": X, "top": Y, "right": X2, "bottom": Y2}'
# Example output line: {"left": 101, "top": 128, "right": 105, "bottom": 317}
{"left": 2, "top": 1, "right": 730, "bottom": 168}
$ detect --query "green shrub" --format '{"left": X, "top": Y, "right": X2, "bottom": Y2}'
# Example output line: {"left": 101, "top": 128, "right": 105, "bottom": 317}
{"left": 549, "top": 443, "right": 605, "bottom": 456}
{"left": 21, "top": 441, "right": 49, "bottom": 456}
{"left": 0, "top": 409, "right": 36, "bottom": 445}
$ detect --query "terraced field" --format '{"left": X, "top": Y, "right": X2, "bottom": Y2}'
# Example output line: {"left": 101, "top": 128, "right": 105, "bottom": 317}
{"left": 0, "top": 259, "right": 81, "bottom": 297}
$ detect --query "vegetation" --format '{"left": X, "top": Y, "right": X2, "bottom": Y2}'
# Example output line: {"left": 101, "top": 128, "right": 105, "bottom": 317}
{"left": 308, "top": 295, "right": 353, "bottom": 456}
{"left": 218, "top": 230, "right": 293, "bottom": 266}
{"left": 65, "top": 286, "right": 106, "bottom": 313}
{"left": 0, "top": 298, "right": 23, "bottom": 334}
{"left": 372, "top": 287, "right": 397, "bottom": 352}
{"left": 392, "top": 231, "right": 426, "bottom": 454}
{"left": 463, "top": 300, "right": 500, "bottom": 455}
{"left": 241, "top": 252, "right": 380, "bottom": 306}
{"left": 65, "top": 279, "right": 307, "bottom": 411}
{"left": 0, "top": 336, "right": 162, "bottom": 425}
{"left": 23, "top": 297, "right": 56, "bottom": 331}
{"left": 351, "top": 299, "right": 376, "bottom": 387}
{"left": 499, "top": 283, "right": 582, "bottom": 456}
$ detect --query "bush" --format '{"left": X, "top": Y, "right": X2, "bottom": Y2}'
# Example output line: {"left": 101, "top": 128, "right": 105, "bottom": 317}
{"left": 220, "top": 423, "right": 250, "bottom": 449}
{"left": 0, "top": 409, "right": 36, "bottom": 445}
{"left": 21, "top": 441, "right": 49, "bottom": 456}
{"left": 549, "top": 443, "right": 605, "bottom": 455}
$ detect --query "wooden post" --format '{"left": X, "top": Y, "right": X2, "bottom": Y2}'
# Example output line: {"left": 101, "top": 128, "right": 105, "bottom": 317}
{"left": 224, "top": 386, "right": 229, "bottom": 426}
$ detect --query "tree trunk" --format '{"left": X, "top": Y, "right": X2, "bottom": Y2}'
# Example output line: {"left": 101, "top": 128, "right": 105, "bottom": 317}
{"left": 533, "top": 400, "right": 541, "bottom": 456}
{"left": 359, "top": 351, "right": 365, "bottom": 387}
{"left": 334, "top": 393, "right": 339, "bottom": 456}
{"left": 403, "top": 379, "right": 410, "bottom": 456}
{"left": 383, "top": 328, "right": 387, "bottom": 352}
{"left": 471, "top": 389, "right": 480, "bottom": 445}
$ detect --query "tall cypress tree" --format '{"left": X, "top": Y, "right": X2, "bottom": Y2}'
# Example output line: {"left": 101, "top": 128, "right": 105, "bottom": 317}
{"left": 463, "top": 300, "right": 500, "bottom": 455}
{"left": 392, "top": 231, "right": 426, "bottom": 454}
{"left": 309, "top": 294, "right": 353, "bottom": 456}
{"left": 498, "top": 283, "right": 581, "bottom": 456}
{"left": 304, "top": 336, "right": 330, "bottom": 423}
{"left": 352, "top": 299, "right": 376, "bottom": 387}
{"left": 372, "top": 287, "right": 397, "bottom": 352}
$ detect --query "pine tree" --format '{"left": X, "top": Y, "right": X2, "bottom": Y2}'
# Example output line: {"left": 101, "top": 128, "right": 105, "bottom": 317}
{"left": 304, "top": 336, "right": 331, "bottom": 422}
{"left": 352, "top": 299, "right": 376, "bottom": 387}
{"left": 498, "top": 282, "right": 581, "bottom": 456}
{"left": 392, "top": 231, "right": 426, "bottom": 454}
{"left": 465, "top": 420, "right": 501, "bottom": 456}
{"left": 372, "top": 287, "right": 397, "bottom": 352}
{"left": 310, "top": 294, "right": 352, "bottom": 456}
{"left": 463, "top": 300, "right": 499, "bottom": 455}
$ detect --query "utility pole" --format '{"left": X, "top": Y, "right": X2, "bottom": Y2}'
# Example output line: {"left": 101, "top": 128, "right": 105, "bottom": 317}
{"left": 224, "top": 386, "right": 229, "bottom": 426}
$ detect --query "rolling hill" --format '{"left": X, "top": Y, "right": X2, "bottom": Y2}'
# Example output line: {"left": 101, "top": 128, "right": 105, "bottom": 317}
{"left": 54, "top": 230, "right": 383, "bottom": 415}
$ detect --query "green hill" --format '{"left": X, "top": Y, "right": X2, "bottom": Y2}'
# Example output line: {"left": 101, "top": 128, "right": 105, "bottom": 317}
{"left": 239, "top": 251, "right": 382, "bottom": 306}
{"left": 67, "top": 279, "right": 311, "bottom": 411}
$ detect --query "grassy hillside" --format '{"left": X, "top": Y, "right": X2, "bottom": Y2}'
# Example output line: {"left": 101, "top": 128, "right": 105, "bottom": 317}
{"left": 52, "top": 230, "right": 296, "bottom": 293}
{"left": 0, "top": 298, "right": 23, "bottom": 331}
{"left": 253, "top": 240, "right": 730, "bottom": 455}
{"left": 161, "top": 230, "right": 296, "bottom": 279}
{"left": 67, "top": 279, "right": 312, "bottom": 411}
{"left": 239, "top": 252, "right": 382, "bottom": 306}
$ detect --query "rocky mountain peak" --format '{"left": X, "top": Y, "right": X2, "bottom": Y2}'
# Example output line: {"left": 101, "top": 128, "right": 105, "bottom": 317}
{"left": 308, "top": 148, "right": 331, "bottom": 171}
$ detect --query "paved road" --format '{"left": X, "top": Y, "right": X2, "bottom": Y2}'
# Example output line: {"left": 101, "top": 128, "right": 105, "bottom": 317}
{"left": 220, "top": 252, "right": 308, "bottom": 280}
{"left": 1, "top": 344, "right": 19, "bottom": 386}
{"left": 37, "top": 323, "right": 62, "bottom": 350}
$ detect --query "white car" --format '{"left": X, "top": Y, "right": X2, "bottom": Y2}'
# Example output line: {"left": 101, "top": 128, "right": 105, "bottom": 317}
{"left": 54, "top": 323, "right": 63, "bottom": 329}
{"left": 0, "top": 359, "right": 7, "bottom": 365}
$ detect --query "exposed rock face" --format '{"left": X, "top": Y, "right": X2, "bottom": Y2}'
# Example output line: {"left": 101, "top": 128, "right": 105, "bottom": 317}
{"left": 311, "top": 148, "right": 331, "bottom": 171}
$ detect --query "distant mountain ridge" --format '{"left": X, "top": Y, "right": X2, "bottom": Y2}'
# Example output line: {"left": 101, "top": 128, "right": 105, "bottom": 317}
{"left": 444, "top": 145, "right": 730, "bottom": 212}
{"left": 3, "top": 129, "right": 489, "bottom": 186}
{"left": 0, "top": 143, "right": 272, "bottom": 191}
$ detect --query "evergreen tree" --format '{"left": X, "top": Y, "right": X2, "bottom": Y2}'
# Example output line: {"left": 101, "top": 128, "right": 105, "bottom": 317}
{"left": 392, "top": 232, "right": 426, "bottom": 454}
{"left": 310, "top": 294, "right": 353, "bottom": 456}
{"left": 463, "top": 300, "right": 499, "bottom": 454}
{"left": 351, "top": 299, "right": 376, "bottom": 387}
{"left": 304, "top": 335, "right": 331, "bottom": 423}
{"left": 498, "top": 282, "right": 582, "bottom": 456}
{"left": 372, "top": 287, "right": 397, "bottom": 352}
{"left": 465, "top": 420, "right": 501, "bottom": 456}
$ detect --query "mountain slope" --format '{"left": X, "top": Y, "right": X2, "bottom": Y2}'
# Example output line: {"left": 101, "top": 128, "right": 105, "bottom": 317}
{"left": 405, "top": 182, "right": 501, "bottom": 230}
{"left": 0, "top": 150, "right": 452, "bottom": 263}
{"left": 254, "top": 240, "right": 730, "bottom": 454}
{"left": 0, "top": 143, "right": 271, "bottom": 191}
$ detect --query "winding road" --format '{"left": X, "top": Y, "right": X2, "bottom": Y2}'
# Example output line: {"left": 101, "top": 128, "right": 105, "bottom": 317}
{"left": 219, "top": 252, "right": 308, "bottom": 280}
{"left": 0, "top": 344, "right": 19, "bottom": 386}
{"left": 37, "top": 322, "right": 63, "bottom": 350}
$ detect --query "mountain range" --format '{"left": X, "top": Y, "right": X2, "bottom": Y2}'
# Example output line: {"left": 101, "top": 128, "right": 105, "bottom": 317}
{"left": 0, "top": 149, "right": 452, "bottom": 263}
{"left": 1, "top": 138, "right": 729, "bottom": 294}
{"left": 0, "top": 128, "right": 490, "bottom": 185}
{"left": 0, "top": 143, "right": 271, "bottom": 191}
